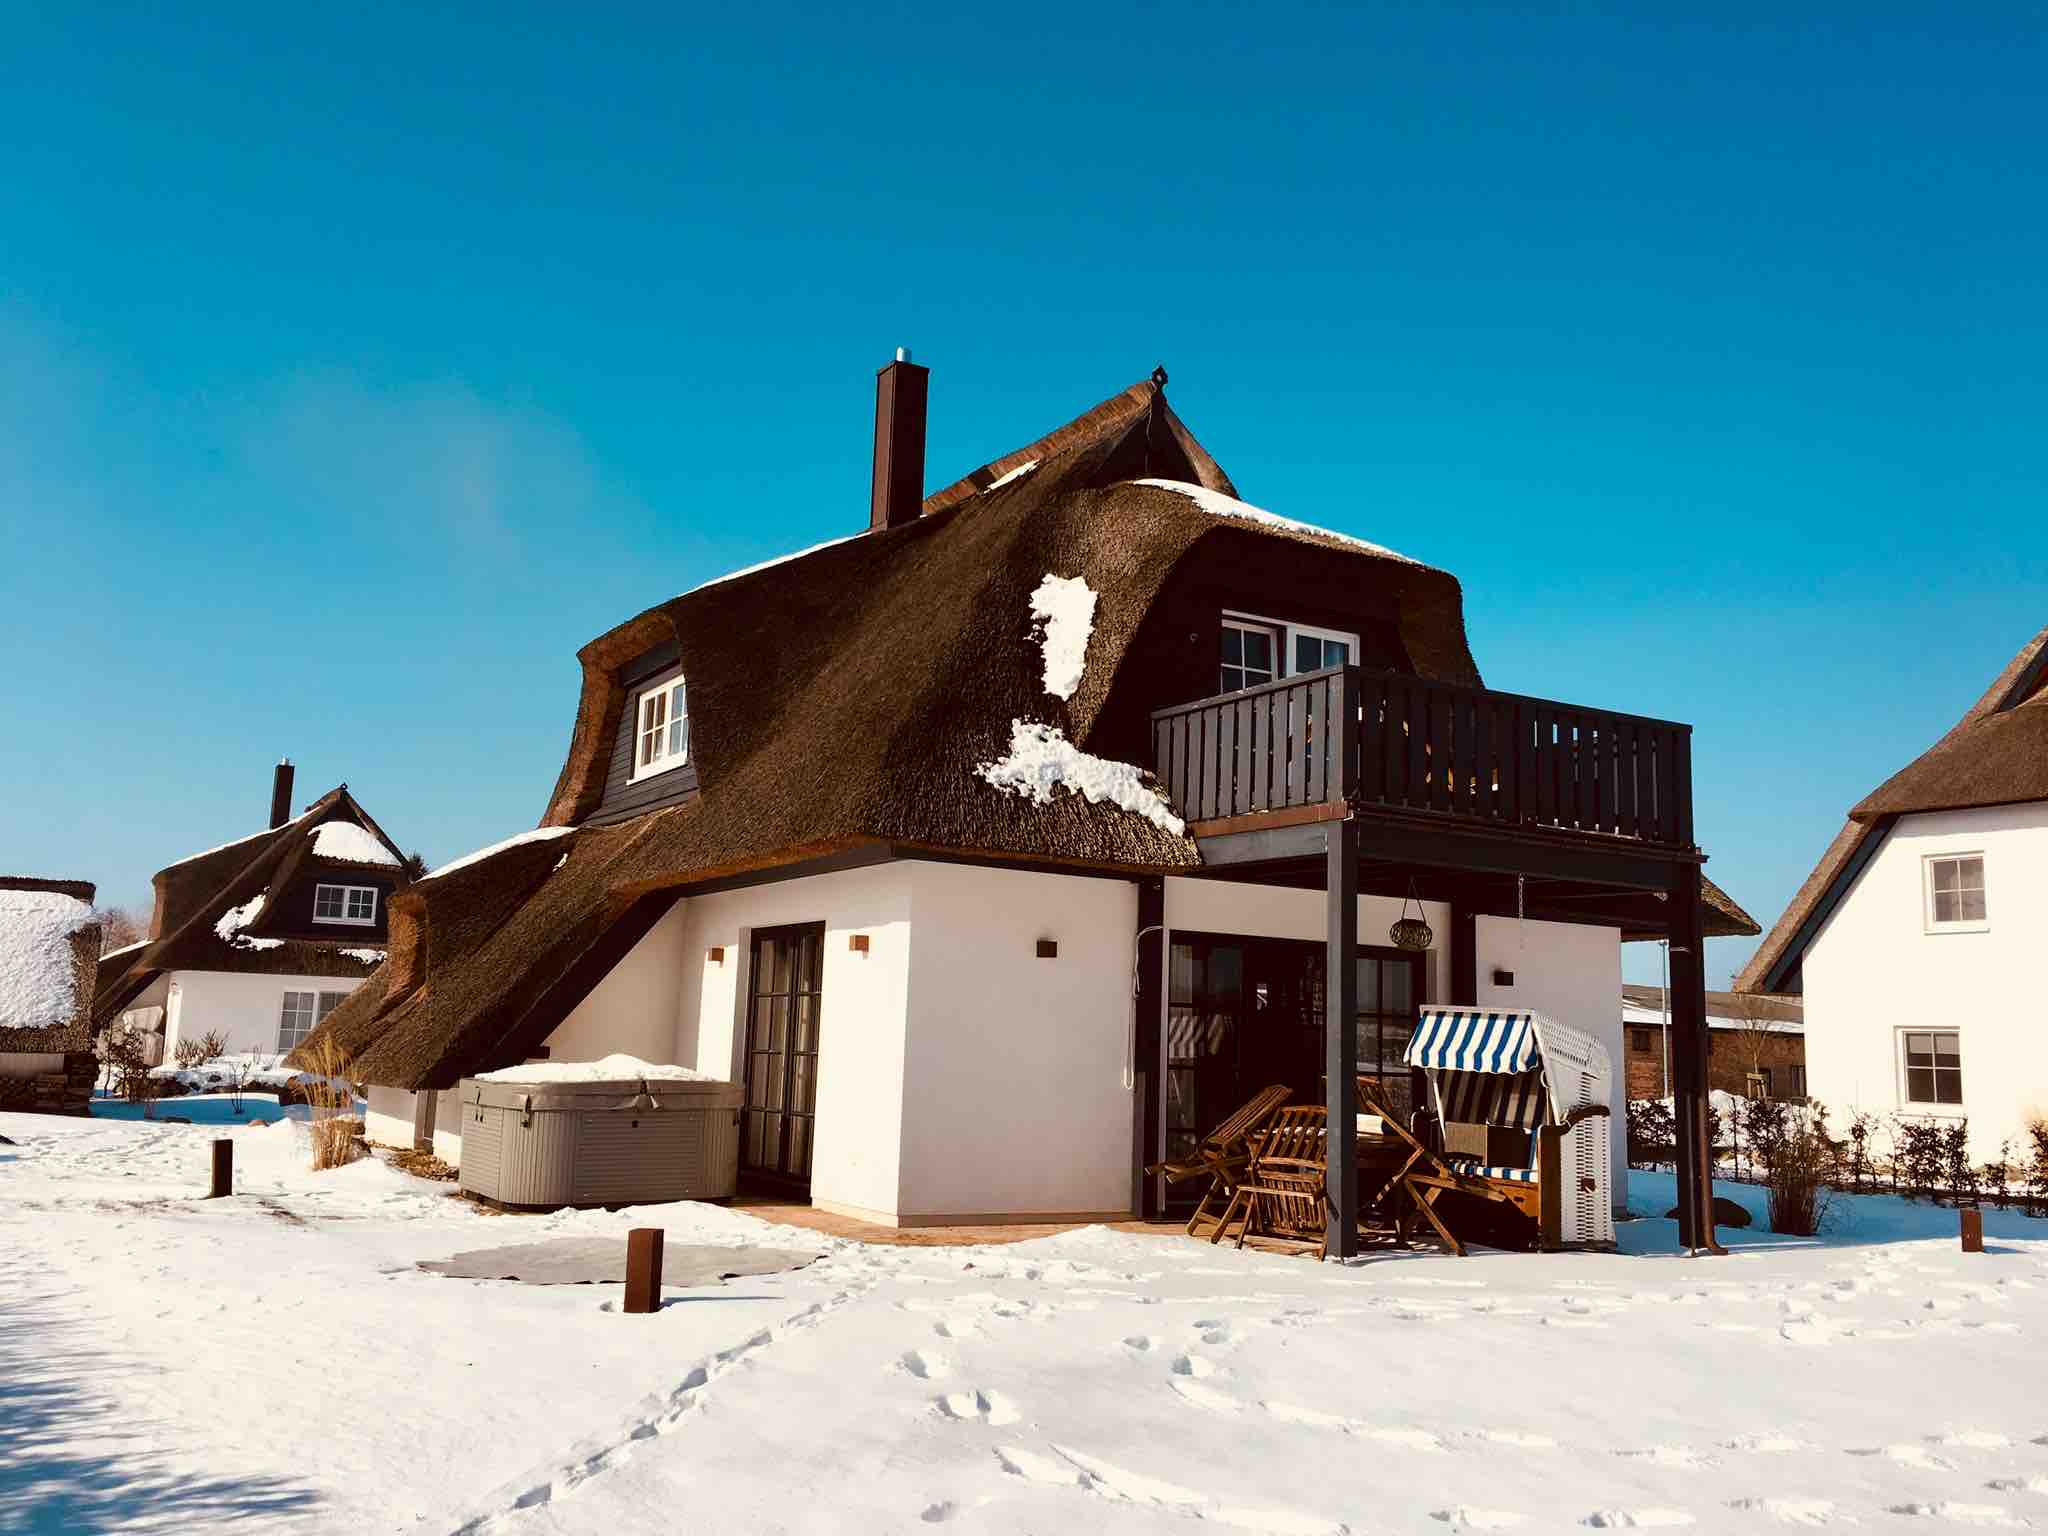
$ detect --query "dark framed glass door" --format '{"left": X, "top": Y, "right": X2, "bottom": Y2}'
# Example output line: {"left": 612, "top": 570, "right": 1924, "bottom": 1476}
{"left": 742, "top": 922, "right": 825, "bottom": 1190}
{"left": 1161, "top": 932, "right": 1425, "bottom": 1208}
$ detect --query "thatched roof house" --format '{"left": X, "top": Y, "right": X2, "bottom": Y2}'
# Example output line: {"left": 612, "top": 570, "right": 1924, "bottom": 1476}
{"left": 1738, "top": 623, "right": 2048, "bottom": 994}
{"left": 308, "top": 367, "right": 1751, "bottom": 1089}
{"left": 0, "top": 877, "right": 100, "bottom": 1113}
{"left": 95, "top": 766, "right": 414, "bottom": 1063}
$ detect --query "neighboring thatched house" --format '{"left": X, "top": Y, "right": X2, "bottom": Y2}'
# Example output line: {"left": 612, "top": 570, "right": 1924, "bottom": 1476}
{"left": 1738, "top": 624, "right": 2048, "bottom": 1164}
{"left": 94, "top": 763, "right": 414, "bottom": 1067}
{"left": 301, "top": 357, "right": 1754, "bottom": 1240}
{"left": 0, "top": 877, "right": 101, "bottom": 1113}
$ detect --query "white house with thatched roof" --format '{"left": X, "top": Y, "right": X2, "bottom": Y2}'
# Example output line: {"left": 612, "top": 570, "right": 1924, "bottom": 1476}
{"left": 95, "top": 764, "right": 416, "bottom": 1068}
{"left": 304, "top": 357, "right": 1755, "bottom": 1247}
{"left": 1739, "top": 625, "right": 2048, "bottom": 1165}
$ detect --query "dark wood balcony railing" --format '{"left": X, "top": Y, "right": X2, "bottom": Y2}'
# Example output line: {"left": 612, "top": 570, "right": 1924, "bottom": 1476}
{"left": 1151, "top": 665, "right": 1694, "bottom": 849}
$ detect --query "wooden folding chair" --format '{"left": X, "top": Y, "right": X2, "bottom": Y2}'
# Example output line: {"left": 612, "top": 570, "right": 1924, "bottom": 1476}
{"left": 1217, "top": 1105, "right": 1333, "bottom": 1260}
{"left": 1354, "top": 1076, "right": 1514, "bottom": 1257}
{"left": 1145, "top": 1082, "right": 1292, "bottom": 1239}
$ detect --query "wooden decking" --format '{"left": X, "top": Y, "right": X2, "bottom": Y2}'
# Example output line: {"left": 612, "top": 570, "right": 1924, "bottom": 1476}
{"left": 728, "top": 1198, "right": 1180, "bottom": 1248}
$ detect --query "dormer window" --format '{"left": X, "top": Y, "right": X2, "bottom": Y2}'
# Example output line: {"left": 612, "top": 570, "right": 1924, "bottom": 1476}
{"left": 631, "top": 670, "right": 690, "bottom": 782}
{"left": 1221, "top": 612, "right": 1359, "bottom": 694}
{"left": 314, "top": 884, "right": 378, "bottom": 926}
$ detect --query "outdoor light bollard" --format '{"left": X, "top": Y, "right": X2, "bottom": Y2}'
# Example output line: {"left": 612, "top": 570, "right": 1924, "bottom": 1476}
{"left": 1962, "top": 1207, "right": 1984, "bottom": 1253}
{"left": 624, "top": 1227, "right": 664, "bottom": 1314}
{"left": 208, "top": 1138, "right": 232, "bottom": 1199}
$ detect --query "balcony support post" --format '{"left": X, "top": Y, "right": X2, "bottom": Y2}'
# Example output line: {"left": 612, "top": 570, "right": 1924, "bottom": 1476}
{"left": 1325, "top": 816, "right": 1359, "bottom": 1258}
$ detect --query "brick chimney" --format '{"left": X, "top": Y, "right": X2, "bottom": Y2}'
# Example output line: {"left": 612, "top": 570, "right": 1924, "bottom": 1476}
{"left": 869, "top": 347, "right": 929, "bottom": 532}
{"left": 270, "top": 759, "right": 295, "bottom": 829}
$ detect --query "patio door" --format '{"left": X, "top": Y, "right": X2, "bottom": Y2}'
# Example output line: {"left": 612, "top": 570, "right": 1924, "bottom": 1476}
{"left": 742, "top": 922, "right": 825, "bottom": 1191}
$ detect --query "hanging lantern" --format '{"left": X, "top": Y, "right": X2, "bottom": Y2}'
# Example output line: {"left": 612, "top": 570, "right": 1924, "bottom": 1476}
{"left": 1389, "top": 880, "right": 1434, "bottom": 952}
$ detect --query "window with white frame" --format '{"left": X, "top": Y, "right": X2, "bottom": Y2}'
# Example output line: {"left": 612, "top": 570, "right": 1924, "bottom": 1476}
{"left": 1924, "top": 854, "right": 1987, "bottom": 930}
{"left": 630, "top": 669, "right": 690, "bottom": 781}
{"left": 313, "top": 884, "right": 378, "bottom": 925}
{"left": 277, "top": 990, "right": 349, "bottom": 1053}
{"left": 1220, "top": 613, "right": 1359, "bottom": 694}
{"left": 1901, "top": 1030, "right": 1964, "bottom": 1106}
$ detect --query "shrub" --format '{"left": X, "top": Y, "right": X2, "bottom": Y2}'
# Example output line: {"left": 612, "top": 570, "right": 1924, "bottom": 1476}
{"left": 96, "top": 1025, "right": 159, "bottom": 1105}
{"left": 1756, "top": 1098, "right": 1837, "bottom": 1236}
{"left": 1893, "top": 1116, "right": 1948, "bottom": 1202}
{"left": 1943, "top": 1120, "right": 1977, "bottom": 1207}
{"left": 1626, "top": 1098, "right": 1676, "bottom": 1168}
{"left": 2028, "top": 1120, "right": 2048, "bottom": 1217}
{"left": 173, "top": 1029, "right": 230, "bottom": 1069}
{"left": 1842, "top": 1111, "right": 1879, "bottom": 1194}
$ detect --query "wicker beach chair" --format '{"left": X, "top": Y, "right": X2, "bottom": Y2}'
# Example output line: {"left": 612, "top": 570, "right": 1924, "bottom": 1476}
{"left": 1219, "top": 1105, "right": 1333, "bottom": 1260}
{"left": 1146, "top": 1082, "right": 1293, "bottom": 1239}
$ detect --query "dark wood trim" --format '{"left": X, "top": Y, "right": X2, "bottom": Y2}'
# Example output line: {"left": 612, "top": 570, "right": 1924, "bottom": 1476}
{"left": 1133, "top": 877, "right": 1165, "bottom": 1219}
{"left": 1324, "top": 817, "right": 1360, "bottom": 1258}
{"left": 1187, "top": 801, "right": 1351, "bottom": 838}
{"left": 1450, "top": 906, "right": 1477, "bottom": 1006}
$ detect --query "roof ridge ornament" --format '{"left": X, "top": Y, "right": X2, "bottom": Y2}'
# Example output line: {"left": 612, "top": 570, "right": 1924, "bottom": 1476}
{"left": 1150, "top": 364, "right": 1168, "bottom": 391}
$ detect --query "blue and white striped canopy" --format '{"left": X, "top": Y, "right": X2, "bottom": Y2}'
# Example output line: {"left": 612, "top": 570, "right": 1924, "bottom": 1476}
{"left": 1405, "top": 1009, "right": 1543, "bottom": 1075}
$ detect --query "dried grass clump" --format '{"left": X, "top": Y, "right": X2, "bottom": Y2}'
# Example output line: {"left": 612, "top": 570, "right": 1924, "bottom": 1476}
{"left": 298, "top": 1036, "right": 364, "bottom": 1171}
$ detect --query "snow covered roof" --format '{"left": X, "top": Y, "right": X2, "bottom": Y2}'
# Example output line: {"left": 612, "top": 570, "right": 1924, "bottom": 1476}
{"left": 1133, "top": 480, "right": 1426, "bottom": 569}
{"left": 0, "top": 879, "right": 97, "bottom": 1043}
{"left": 418, "top": 826, "right": 575, "bottom": 882}
{"left": 94, "top": 786, "right": 413, "bottom": 1027}
{"left": 310, "top": 821, "right": 403, "bottom": 867}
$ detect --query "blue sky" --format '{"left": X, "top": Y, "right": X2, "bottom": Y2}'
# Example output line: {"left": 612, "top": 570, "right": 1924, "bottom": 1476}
{"left": 3, "top": 3, "right": 2041, "bottom": 988}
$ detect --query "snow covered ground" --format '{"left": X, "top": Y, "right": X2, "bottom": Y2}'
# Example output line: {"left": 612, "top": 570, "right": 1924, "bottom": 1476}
{"left": 6, "top": 1113, "right": 2048, "bottom": 1534}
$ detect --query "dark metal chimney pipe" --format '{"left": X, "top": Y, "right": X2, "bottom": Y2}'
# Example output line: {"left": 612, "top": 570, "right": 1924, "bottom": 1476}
{"left": 869, "top": 348, "right": 929, "bottom": 532}
{"left": 270, "top": 759, "right": 295, "bottom": 829}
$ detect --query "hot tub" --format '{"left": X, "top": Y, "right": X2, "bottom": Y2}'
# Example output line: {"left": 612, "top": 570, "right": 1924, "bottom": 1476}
{"left": 457, "top": 1071, "right": 743, "bottom": 1209}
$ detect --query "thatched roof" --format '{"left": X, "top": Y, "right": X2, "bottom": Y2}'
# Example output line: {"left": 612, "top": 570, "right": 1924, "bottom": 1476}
{"left": 1737, "top": 624, "right": 2048, "bottom": 994}
{"left": 0, "top": 877, "right": 99, "bottom": 1052}
{"left": 93, "top": 785, "right": 410, "bottom": 1027}
{"left": 304, "top": 372, "right": 1743, "bottom": 1090}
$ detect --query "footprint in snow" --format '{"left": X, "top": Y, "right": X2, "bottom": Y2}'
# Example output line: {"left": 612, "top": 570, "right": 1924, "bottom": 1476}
{"left": 919, "top": 1501, "right": 956, "bottom": 1524}
{"left": 1943, "top": 1430, "right": 2015, "bottom": 1450}
{"left": 1886, "top": 1501, "right": 2026, "bottom": 1527}
{"left": 933, "top": 1390, "right": 1021, "bottom": 1426}
{"left": 1726, "top": 1496, "right": 1844, "bottom": 1526}
{"left": 898, "top": 1349, "right": 951, "bottom": 1381}
{"left": 1851, "top": 1444, "right": 1956, "bottom": 1473}
{"left": 1721, "top": 1433, "right": 1810, "bottom": 1454}
{"left": 1581, "top": 1510, "right": 1695, "bottom": 1529}
{"left": 1988, "top": 1478, "right": 2048, "bottom": 1496}
{"left": 1120, "top": 1334, "right": 1159, "bottom": 1353}
{"left": 1432, "top": 1506, "right": 1526, "bottom": 1529}
{"left": 1617, "top": 1445, "right": 1715, "bottom": 1469}
{"left": 1170, "top": 1353, "right": 1216, "bottom": 1378}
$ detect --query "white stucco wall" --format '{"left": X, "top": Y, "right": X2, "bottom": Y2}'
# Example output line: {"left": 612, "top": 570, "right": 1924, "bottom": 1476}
{"left": 363, "top": 1083, "right": 462, "bottom": 1165}
{"left": 898, "top": 863, "right": 1138, "bottom": 1222}
{"left": 1803, "top": 802, "right": 2048, "bottom": 1164}
{"left": 670, "top": 862, "right": 916, "bottom": 1223}
{"left": 162, "top": 970, "right": 365, "bottom": 1061}
{"left": 542, "top": 897, "right": 691, "bottom": 1065}
{"left": 1474, "top": 915, "right": 1625, "bottom": 1199}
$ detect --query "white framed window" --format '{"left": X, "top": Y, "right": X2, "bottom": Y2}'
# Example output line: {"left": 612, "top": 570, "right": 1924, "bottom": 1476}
{"left": 1899, "top": 1029, "right": 1964, "bottom": 1107}
{"left": 277, "top": 990, "right": 349, "bottom": 1053}
{"left": 1221, "top": 611, "right": 1359, "bottom": 694}
{"left": 1220, "top": 618, "right": 1279, "bottom": 693}
{"left": 1923, "top": 853, "right": 1987, "bottom": 932}
{"left": 313, "top": 884, "right": 378, "bottom": 926}
{"left": 630, "top": 669, "right": 690, "bottom": 782}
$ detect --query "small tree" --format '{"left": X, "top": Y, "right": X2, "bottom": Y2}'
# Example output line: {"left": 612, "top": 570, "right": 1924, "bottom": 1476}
{"left": 1755, "top": 1098, "right": 1836, "bottom": 1236}
{"left": 1627, "top": 1097, "right": 1676, "bottom": 1169}
{"left": 1727, "top": 992, "right": 1783, "bottom": 1101}
{"left": 173, "top": 1029, "right": 229, "bottom": 1070}
{"left": 220, "top": 1055, "right": 257, "bottom": 1116}
{"left": 96, "top": 1024, "right": 159, "bottom": 1109}
{"left": 91, "top": 904, "right": 150, "bottom": 955}
{"left": 403, "top": 851, "right": 429, "bottom": 881}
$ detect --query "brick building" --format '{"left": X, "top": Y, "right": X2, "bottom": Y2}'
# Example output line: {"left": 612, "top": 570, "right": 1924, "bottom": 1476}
{"left": 1622, "top": 983, "right": 1804, "bottom": 1102}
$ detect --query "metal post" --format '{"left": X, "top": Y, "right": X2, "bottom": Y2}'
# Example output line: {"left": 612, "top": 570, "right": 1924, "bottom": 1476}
{"left": 624, "top": 1227, "right": 665, "bottom": 1313}
{"left": 208, "top": 1138, "right": 232, "bottom": 1199}
{"left": 1325, "top": 817, "right": 1359, "bottom": 1258}
{"left": 1961, "top": 1209, "right": 1984, "bottom": 1253}
{"left": 1132, "top": 878, "right": 1166, "bottom": 1220}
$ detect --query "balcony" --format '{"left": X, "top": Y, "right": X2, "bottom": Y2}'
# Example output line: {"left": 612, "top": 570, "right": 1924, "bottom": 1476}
{"left": 1150, "top": 665, "right": 1695, "bottom": 852}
